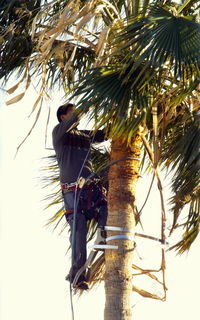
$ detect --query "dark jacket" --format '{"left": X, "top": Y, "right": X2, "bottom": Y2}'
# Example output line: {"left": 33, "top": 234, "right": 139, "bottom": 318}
{"left": 52, "top": 115, "right": 105, "bottom": 184}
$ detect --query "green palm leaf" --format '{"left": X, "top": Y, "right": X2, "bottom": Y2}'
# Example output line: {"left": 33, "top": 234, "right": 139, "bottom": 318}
{"left": 116, "top": 5, "right": 200, "bottom": 82}
{"left": 0, "top": 0, "right": 43, "bottom": 78}
{"left": 161, "top": 109, "right": 200, "bottom": 243}
{"left": 74, "top": 65, "right": 151, "bottom": 140}
{"left": 169, "top": 195, "right": 200, "bottom": 253}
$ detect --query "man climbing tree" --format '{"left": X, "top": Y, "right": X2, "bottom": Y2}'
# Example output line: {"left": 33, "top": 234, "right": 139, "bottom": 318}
{"left": 1, "top": 0, "right": 199, "bottom": 318}
{"left": 52, "top": 103, "right": 108, "bottom": 290}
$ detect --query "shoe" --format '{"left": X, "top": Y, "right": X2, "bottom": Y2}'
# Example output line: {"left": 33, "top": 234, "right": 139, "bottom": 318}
{"left": 66, "top": 273, "right": 89, "bottom": 290}
{"left": 76, "top": 280, "right": 89, "bottom": 290}
{"left": 74, "top": 274, "right": 89, "bottom": 290}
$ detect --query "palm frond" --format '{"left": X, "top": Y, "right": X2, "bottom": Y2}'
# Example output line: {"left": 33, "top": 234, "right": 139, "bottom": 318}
{"left": 74, "top": 65, "right": 151, "bottom": 141}
{"left": 169, "top": 195, "right": 200, "bottom": 253}
{"left": 161, "top": 109, "right": 200, "bottom": 240}
{"left": 44, "top": 41, "right": 96, "bottom": 89}
{"left": 0, "top": 0, "right": 43, "bottom": 79}
{"left": 115, "top": 5, "right": 200, "bottom": 84}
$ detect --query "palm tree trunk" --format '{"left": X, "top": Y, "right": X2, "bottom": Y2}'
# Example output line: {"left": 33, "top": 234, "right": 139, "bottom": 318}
{"left": 104, "top": 134, "right": 142, "bottom": 320}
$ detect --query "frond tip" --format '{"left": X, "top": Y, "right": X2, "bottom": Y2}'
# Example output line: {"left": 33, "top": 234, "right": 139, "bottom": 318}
{"left": 169, "top": 194, "right": 200, "bottom": 254}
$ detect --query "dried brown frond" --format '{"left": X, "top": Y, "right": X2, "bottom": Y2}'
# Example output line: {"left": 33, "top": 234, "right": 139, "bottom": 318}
{"left": 132, "top": 285, "right": 166, "bottom": 301}
{"left": 86, "top": 252, "right": 105, "bottom": 286}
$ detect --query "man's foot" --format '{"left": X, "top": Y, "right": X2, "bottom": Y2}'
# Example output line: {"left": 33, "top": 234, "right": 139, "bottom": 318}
{"left": 74, "top": 274, "right": 89, "bottom": 289}
{"left": 65, "top": 273, "right": 89, "bottom": 290}
{"left": 75, "top": 280, "right": 89, "bottom": 290}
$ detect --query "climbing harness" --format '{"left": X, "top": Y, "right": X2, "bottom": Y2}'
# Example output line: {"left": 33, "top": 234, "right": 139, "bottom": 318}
{"left": 62, "top": 179, "right": 107, "bottom": 219}
{"left": 61, "top": 181, "right": 77, "bottom": 189}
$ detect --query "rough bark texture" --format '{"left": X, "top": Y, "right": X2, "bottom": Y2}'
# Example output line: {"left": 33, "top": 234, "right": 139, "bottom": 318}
{"left": 104, "top": 135, "right": 142, "bottom": 320}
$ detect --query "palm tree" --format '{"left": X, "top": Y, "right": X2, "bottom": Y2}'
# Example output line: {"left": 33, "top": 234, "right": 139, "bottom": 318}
{"left": 43, "top": 2, "right": 199, "bottom": 319}
{"left": 72, "top": 5, "right": 200, "bottom": 317}
{"left": 1, "top": 1, "right": 200, "bottom": 319}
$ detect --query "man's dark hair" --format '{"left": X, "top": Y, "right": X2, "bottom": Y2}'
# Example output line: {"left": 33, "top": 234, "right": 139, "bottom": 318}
{"left": 56, "top": 103, "right": 74, "bottom": 122}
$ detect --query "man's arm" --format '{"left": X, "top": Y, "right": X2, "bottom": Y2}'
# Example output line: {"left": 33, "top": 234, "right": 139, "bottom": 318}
{"left": 52, "top": 114, "right": 79, "bottom": 143}
{"left": 80, "top": 129, "right": 107, "bottom": 143}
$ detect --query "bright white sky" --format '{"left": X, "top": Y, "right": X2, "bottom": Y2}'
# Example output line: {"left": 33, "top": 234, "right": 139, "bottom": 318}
{"left": 0, "top": 83, "right": 199, "bottom": 320}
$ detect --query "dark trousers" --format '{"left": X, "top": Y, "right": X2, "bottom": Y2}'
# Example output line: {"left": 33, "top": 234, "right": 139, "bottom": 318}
{"left": 63, "top": 186, "right": 107, "bottom": 281}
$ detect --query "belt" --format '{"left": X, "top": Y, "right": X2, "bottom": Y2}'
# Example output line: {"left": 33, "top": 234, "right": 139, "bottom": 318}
{"left": 61, "top": 182, "right": 93, "bottom": 191}
{"left": 61, "top": 182, "right": 77, "bottom": 190}
{"left": 61, "top": 177, "right": 89, "bottom": 190}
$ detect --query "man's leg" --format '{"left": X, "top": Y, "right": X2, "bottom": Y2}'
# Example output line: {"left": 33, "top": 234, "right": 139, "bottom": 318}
{"left": 91, "top": 185, "right": 108, "bottom": 243}
{"left": 66, "top": 213, "right": 87, "bottom": 282}
{"left": 62, "top": 191, "right": 88, "bottom": 285}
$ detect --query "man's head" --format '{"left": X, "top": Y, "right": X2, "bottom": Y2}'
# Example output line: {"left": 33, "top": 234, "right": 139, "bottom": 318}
{"left": 57, "top": 103, "right": 75, "bottom": 122}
